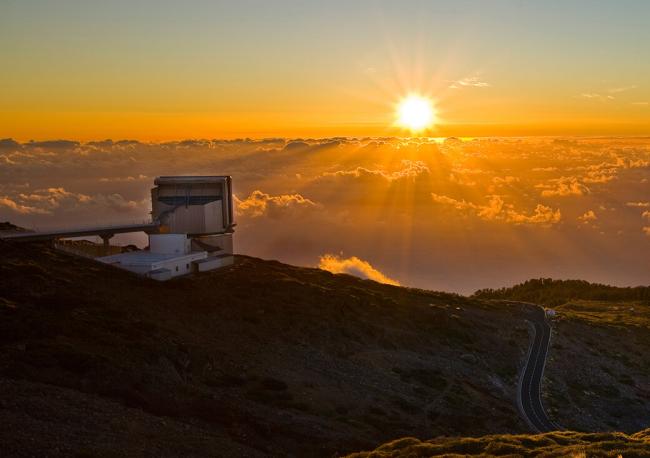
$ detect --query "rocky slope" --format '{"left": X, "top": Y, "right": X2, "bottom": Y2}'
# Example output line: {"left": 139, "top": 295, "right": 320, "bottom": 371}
{"left": 0, "top": 239, "right": 531, "bottom": 457}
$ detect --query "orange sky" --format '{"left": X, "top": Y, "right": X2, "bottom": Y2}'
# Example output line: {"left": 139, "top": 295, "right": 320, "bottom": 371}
{"left": 1, "top": 1, "right": 650, "bottom": 140}
{"left": 3, "top": 111, "right": 650, "bottom": 142}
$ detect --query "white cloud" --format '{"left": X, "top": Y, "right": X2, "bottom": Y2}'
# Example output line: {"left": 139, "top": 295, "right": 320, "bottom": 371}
{"left": 578, "top": 86, "right": 635, "bottom": 101}
{"left": 99, "top": 175, "right": 148, "bottom": 183}
{"left": 492, "top": 176, "right": 519, "bottom": 185}
{"left": 0, "top": 197, "right": 49, "bottom": 215}
{"left": 608, "top": 85, "right": 637, "bottom": 94}
{"left": 236, "top": 190, "right": 319, "bottom": 218}
{"left": 578, "top": 210, "right": 597, "bottom": 223}
{"left": 321, "top": 160, "right": 429, "bottom": 183}
{"left": 626, "top": 202, "right": 650, "bottom": 208}
{"left": 537, "top": 177, "right": 589, "bottom": 197}
{"left": 580, "top": 93, "right": 615, "bottom": 101}
{"left": 92, "top": 194, "right": 144, "bottom": 213}
{"left": 1, "top": 187, "right": 143, "bottom": 216}
{"left": 532, "top": 167, "right": 558, "bottom": 172}
{"left": 431, "top": 193, "right": 561, "bottom": 226}
{"left": 318, "top": 254, "right": 399, "bottom": 286}
{"left": 448, "top": 76, "right": 490, "bottom": 89}
{"left": 19, "top": 187, "right": 92, "bottom": 209}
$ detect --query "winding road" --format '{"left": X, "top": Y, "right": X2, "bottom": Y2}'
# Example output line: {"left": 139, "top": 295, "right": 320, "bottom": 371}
{"left": 517, "top": 303, "right": 561, "bottom": 433}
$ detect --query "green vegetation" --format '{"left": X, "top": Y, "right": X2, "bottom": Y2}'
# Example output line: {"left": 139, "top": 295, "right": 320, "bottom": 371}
{"left": 474, "top": 278, "right": 650, "bottom": 306}
{"left": 346, "top": 430, "right": 650, "bottom": 457}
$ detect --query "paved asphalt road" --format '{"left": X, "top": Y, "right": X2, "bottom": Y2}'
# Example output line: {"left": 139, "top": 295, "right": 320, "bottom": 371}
{"left": 517, "top": 304, "right": 560, "bottom": 433}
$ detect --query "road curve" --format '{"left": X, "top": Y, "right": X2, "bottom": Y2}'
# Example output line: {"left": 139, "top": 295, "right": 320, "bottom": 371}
{"left": 517, "top": 304, "right": 560, "bottom": 433}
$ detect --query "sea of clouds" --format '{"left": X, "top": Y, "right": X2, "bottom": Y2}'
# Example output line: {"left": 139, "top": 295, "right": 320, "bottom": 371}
{"left": 1, "top": 136, "right": 648, "bottom": 293}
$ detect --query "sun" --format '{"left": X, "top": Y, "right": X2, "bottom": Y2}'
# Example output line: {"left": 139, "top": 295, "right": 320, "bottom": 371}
{"left": 395, "top": 95, "right": 435, "bottom": 133}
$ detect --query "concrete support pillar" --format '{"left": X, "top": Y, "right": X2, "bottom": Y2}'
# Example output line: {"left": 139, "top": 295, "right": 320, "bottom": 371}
{"left": 100, "top": 234, "right": 113, "bottom": 256}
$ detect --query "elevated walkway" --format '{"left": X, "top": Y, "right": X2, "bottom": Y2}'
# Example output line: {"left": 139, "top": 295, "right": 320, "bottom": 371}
{"left": 0, "top": 221, "right": 160, "bottom": 243}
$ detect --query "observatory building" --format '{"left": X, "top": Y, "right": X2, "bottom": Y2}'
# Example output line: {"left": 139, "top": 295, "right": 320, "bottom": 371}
{"left": 97, "top": 176, "right": 235, "bottom": 280}
{"left": 0, "top": 175, "right": 235, "bottom": 281}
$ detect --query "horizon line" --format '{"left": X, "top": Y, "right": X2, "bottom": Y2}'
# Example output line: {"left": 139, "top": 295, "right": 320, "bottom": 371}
{"left": 4, "top": 134, "right": 650, "bottom": 144}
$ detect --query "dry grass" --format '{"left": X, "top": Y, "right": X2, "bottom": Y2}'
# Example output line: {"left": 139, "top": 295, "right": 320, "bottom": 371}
{"left": 345, "top": 430, "right": 650, "bottom": 457}
{"left": 554, "top": 300, "right": 650, "bottom": 329}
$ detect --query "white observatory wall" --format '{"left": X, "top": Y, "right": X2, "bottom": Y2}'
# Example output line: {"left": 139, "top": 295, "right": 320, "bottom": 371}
{"left": 149, "top": 234, "right": 191, "bottom": 255}
{"left": 203, "top": 200, "right": 224, "bottom": 233}
{"left": 164, "top": 200, "right": 224, "bottom": 234}
{"left": 168, "top": 205, "right": 206, "bottom": 234}
{"left": 99, "top": 260, "right": 155, "bottom": 275}
{"left": 156, "top": 252, "right": 207, "bottom": 277}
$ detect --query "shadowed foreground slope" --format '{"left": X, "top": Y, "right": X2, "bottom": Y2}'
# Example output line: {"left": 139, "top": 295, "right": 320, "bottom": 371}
{"left": 0, "top": 240, "right": 530, "bottom": 457}
{"left": 345, "top": 430, "right": 650, "bottom": 457}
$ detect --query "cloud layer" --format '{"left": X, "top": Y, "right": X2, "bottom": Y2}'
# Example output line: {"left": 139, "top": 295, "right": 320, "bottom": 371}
{"left": 236, "top": 191, "right": 319, "bottom": 218}
{"left": 1, "top": 136, "right": 648, "bottom": 292}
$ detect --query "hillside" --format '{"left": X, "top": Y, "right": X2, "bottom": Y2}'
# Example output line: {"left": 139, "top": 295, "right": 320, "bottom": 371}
{"left": 473, "top": 278, "right": 650, "bottom": 307}
{"left": 347, "top": 298, "right": 650, "bottom": 457}
{"left": 345, "top": 429, "right": 650, "bottom": 457}
{"left": 544, "top": 300, "right": 650, "bottom": 433}
{"left": 474, "top": 278, "right": 650, "bottom": 434}
{"left": 0, "top": 239, "right": 531, "bottom": 457}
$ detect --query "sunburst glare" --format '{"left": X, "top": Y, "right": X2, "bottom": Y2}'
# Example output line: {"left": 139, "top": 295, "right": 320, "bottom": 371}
{"left": 395, "top": 95, "right": 436, "bottom": 133}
